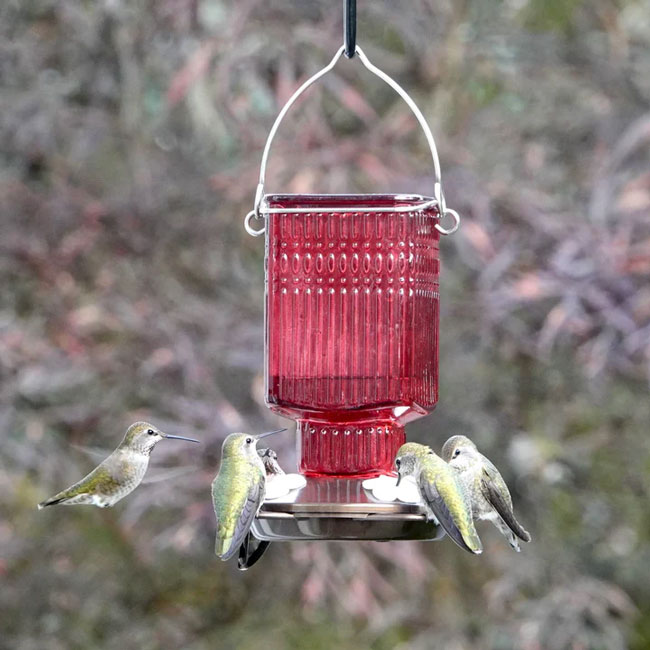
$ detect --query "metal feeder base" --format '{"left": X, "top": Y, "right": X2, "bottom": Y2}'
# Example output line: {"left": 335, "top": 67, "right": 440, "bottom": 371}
{"left": 251, "top": 476, "right": 444, "bottom": 542}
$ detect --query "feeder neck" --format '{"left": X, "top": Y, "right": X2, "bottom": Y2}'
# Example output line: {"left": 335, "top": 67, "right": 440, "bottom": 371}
{"left": 298, "top": 417, "right": 405, "bottom": 477}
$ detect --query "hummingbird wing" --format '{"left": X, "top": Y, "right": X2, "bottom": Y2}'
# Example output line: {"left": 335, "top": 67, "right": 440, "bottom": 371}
{"left": 141, "top": 467, "right": 194, "bottom": 484}
{"left": 480, "top": 466, "right": 531, "bottom": 543}
{"left": 418, "top": 469, "right": 482, "bottom": 554}
{"left": 38, "top": 465, "right": 120, "bottom": 508}
{"left": 219, "top": 481, "right": 262, "bottom": 561}
{"left": 212, "top": 466, "right": 265, "bottom": 561}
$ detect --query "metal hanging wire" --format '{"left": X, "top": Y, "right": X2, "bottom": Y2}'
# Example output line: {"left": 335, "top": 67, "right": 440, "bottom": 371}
{"left": 244, "top": 4, "right": 460, "bottom": 238}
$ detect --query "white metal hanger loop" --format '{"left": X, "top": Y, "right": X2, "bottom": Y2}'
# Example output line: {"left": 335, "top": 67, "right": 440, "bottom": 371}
{"left": 244, "top": 45, "right": 460, "bottom": 237}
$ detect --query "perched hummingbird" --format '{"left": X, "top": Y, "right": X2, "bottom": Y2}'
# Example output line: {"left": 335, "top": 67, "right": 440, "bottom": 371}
{"left": 37, "top": 422, "right": 199, "bottom": 509}
{"left": 395, "top": 442, "right": 483, "bottom": 554}
{"left": 212, "top": 429, "right": 285, "bottom": 561}
{"left": 441, "top": 435, "right": 532, "bottom": 551}
{"left": 257, "top": 447, "right": 285, "bottom": 476}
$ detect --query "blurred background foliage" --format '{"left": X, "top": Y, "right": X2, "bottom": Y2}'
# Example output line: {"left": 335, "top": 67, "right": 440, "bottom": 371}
{"left": 1, "top": 0, "right": 650, "bottom": 648}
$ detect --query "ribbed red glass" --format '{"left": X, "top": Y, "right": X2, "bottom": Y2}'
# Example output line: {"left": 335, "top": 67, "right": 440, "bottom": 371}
{"left": 265, "top": 194, "right": 440, "bottom": 476}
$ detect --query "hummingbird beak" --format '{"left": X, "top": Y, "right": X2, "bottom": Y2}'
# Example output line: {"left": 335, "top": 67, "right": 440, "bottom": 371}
{"left": 395, "top": 472, "right": 402, "bottom": 487}
{"left": 256, "top": 428, "right": 287, "bottom": 440}
{"left": 163, "top": 434, "right": 200, "bottom": 443}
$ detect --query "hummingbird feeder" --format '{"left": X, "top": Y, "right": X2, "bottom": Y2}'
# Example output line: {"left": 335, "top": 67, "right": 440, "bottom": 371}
{"left": 245, "top": 1, "right": 459, "bottom": 544}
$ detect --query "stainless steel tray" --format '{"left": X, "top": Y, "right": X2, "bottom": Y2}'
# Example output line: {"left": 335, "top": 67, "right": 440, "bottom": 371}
{"left": 251, "top": 476, "right": 444, "bottom": 541}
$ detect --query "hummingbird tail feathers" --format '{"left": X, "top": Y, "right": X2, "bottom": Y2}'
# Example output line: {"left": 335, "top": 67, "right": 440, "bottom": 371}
{"left": 37, "top": 490, "right": 105, "bottom": 509}
{"left": 463, "top": 529, "right": 484, "bottom": 555}
{"left": 215, "top": 536, "right": 236, "bottom": 561}
{"left": 491, "top": 515, "right": 524, "bottom": 550}
{"left": 37, "top": 487, "right": 79, "bottom": 508}
{"left": 37, "top": 496, "right": 66, "bottom": 509}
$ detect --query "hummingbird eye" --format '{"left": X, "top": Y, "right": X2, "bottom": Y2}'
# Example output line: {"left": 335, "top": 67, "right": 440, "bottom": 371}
{"left": 395, "top": 458, "right": 401, "bottom": 468}
{"left": 147, "top": 429, "right": 155, "bottom": 436}
{"left": 245, "top": 437, "right": 253, "bottom": 444}
{"left": 453, "top": 448, "right": 461, "bottom": 457}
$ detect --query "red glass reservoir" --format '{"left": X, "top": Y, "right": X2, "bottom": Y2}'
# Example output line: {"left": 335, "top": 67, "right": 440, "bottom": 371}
{"left": 265, "top": 194, "right": 440, "bottom": 476}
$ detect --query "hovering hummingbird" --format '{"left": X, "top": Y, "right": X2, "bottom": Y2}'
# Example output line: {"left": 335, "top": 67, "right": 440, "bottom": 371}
{"left": 441, "top": 435, "right": 532, "bottom": 551}
{"left": 212, "top": 429, "right": 286, "bottom": 561}
{"left": 257, "top": 447, "right": 285, "bottom": 476}
{"left": 395, "top": 442, "right": 483, "bottom": 555}
{"left": 37, "top": 422, "right": 199, "bottom": 509}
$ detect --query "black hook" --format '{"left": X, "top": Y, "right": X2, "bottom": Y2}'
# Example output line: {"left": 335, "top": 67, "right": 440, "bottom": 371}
{"left": 344, "top": 0, "right": 356, "bottom": 59}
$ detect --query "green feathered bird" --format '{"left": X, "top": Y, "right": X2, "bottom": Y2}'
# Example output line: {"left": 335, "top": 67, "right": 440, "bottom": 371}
{"left": 211, "top": 429, "right": 285, "bottom": 561}
{"left": 38, "top": 422, "right": 199, "bottom": 509}
{"left": 442, "top": 435, "right": 531, "bottom": 551}
{"left": 395, "top": 442, "right": 483, "bottom": 554}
